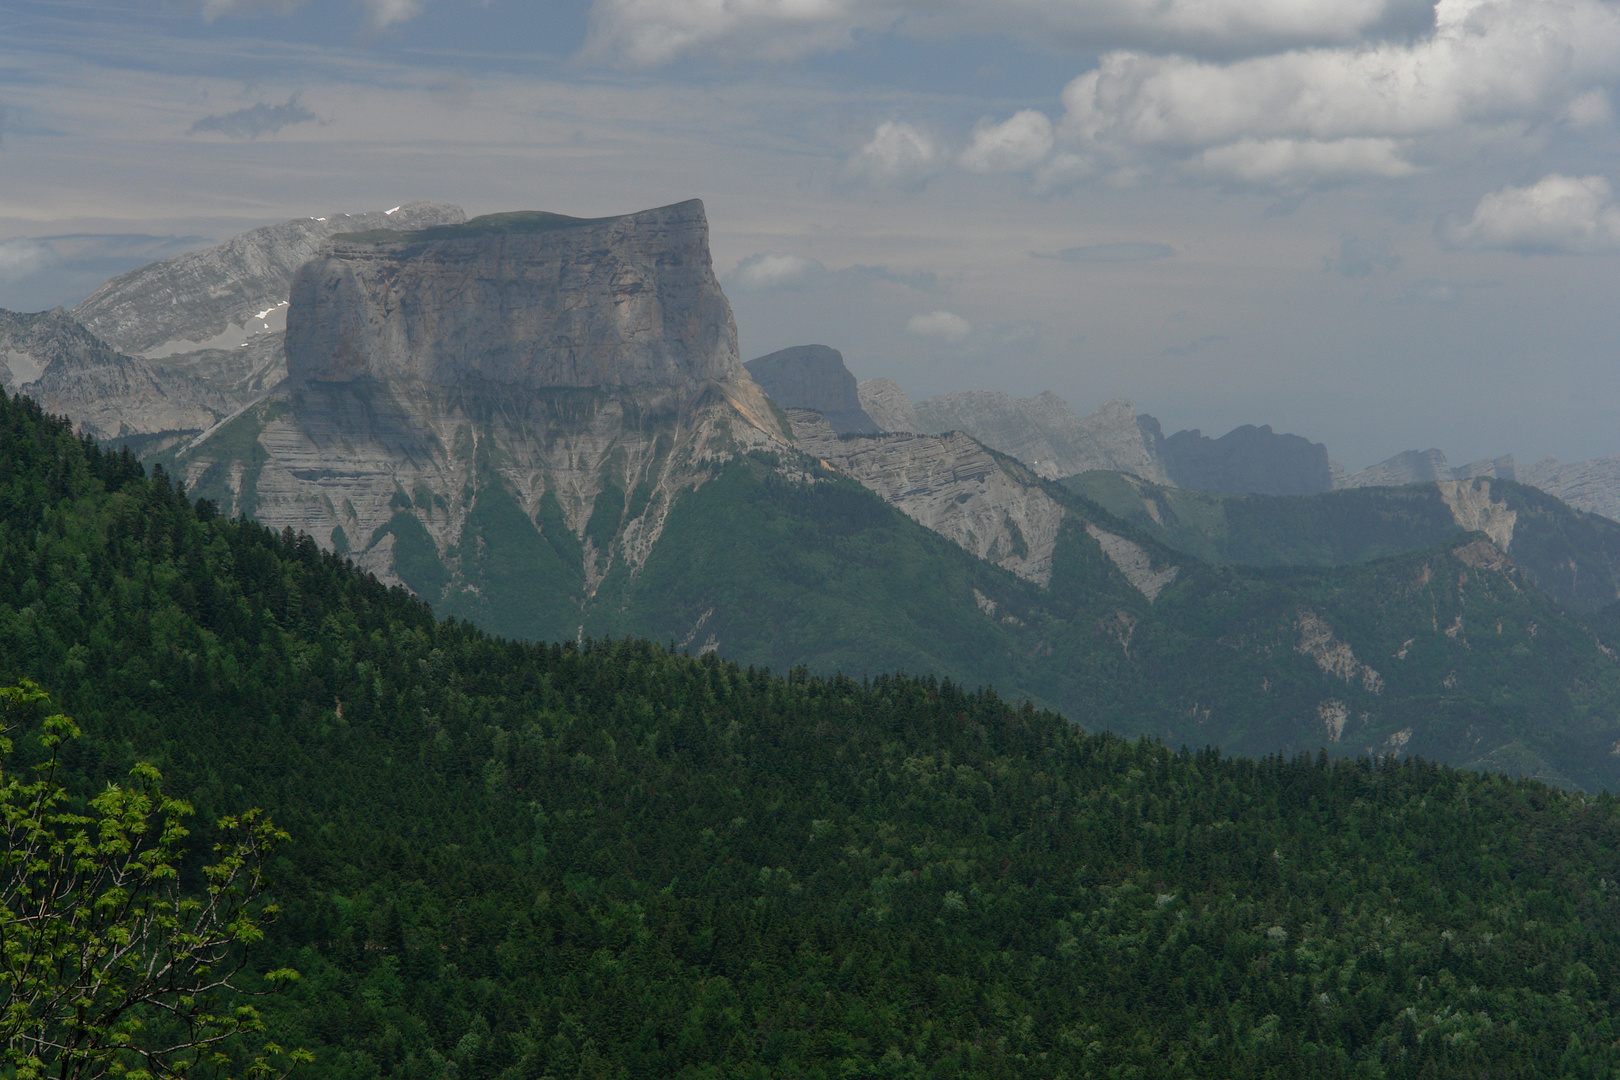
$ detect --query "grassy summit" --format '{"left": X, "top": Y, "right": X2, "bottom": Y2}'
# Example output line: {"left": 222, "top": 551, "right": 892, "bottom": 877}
{"left": 330, "top": 209, "right": 625, "bottom": 246}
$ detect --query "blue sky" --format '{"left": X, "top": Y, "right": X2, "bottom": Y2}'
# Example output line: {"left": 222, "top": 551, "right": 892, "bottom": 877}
{"left": 3, "top": 0, "right": 1620, "bottom": 469}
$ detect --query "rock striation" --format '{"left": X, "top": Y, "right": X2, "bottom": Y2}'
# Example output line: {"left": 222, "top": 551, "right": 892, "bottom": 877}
{"left": 1156, "top": 422, "right": 1333, "bottom": 495}
{"left": 74, "top": 202, "right": 466, "bottom": 359}
{"left": 856, "top": 378, "right": 921, "bottom": 435}
{"left": 178, "top": 199, "right": 788, "bottom": 609}
{"left": 286, "top": 201, "right": 739, "bottom": 392}
{"left": 1, "top": 308, "right": 232, "bottom": 451}
{"left": 903, "top": 388, "right": 1173, "bottom": 483}
{"left": 745, "top": 345, "right": 879, "bottom": 433}
{"left": 1339, "top": 449, "right": 1453, "bottom": 489}
{"left": 785, "top": 410, "right": 1066, "bottom": 586}
{"left": 1520, "top": 456, "right": 1620, "bottom": 523}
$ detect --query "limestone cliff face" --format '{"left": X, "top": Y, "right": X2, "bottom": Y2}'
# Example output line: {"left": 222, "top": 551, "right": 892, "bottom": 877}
{"left": 1340, "top": 449, "right": 1453, "bottom": 489}
{"left": 1521, "top": 456, "right": 1620, "bottom": 523}
{"left": 1, "top": 308, "right": 232, "bottom": 451}
{"left": 180, "top": 378, "right": 790, "bottom": 600}
{"left": 904, "top": 388, "right": 1172, "bottom": 483}
{"left": 179, "top": 199, "right": 786, "bottom": 609}
{"left": 74, "top": 202, "right": 466, "bottom": 359}
{"left": 286, "top": 201, "right": 739, "bottom": 392}
{"left": 856, "top": 378, "right": 921, "bottom": 435}
{"left": 785, "top": 410, "right": 1066, "bottom": 586}
{"left": 745, "top": 345, "right": 879, "bottom": 433}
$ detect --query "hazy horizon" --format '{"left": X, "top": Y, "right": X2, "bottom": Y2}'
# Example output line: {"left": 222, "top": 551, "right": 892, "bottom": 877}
{"left": 3, "top": 0, "right": 1617, "bottom": 472}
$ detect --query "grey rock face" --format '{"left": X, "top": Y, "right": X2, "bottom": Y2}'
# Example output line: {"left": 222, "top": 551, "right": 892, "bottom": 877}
{"left": 73, "top": 202, "right": 466, "bottom": 357}
{"left": 1340, "top": 449, "right": 1453, "bottom": 489}
{"left": 1, "top": 308, "right": 233, "bottom": 450}
{"left": 785, "top": 410, "right": 1066, "bottom": 586}
{"left": 910, "top": 390, "right": 1172, "bottom": 483}
{"left": 745, "top": 345, "right": 879, "bottom": 433}
{"left": 286, "top": 200, "right": 740, "bottom": 392}
{"left": 1522, "top": 456, "right": 1620, "bottom": 523}
{"left": 179, "top": 377, "right": 790, "bottom": 595}
{"left": 1452, "top": 455, "right": 1516, "bottom": 482}
{"left": 1158, "top": 423, "right": 1333, "bottom": 495}
{"left": 856, "top": 378, "right": 921, "bottom": 435}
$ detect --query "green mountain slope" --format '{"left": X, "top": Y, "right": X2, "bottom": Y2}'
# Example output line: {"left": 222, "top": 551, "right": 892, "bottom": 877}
{"left": 9, "top": 388, "right": 1620, "bottom": 1078}
{"left": 1064, "top": 470, "right": 1620, "bottom": 612}
{"left": 166, "top": 385, "right": 1620, "bottom": 790}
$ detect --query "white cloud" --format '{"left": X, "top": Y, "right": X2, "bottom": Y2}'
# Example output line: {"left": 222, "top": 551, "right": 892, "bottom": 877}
{"left": 732, "top": 252, "right": 825, "bottom": 289}
{"left": 906, "top": 309, "right": 973, "bottom": 342}
{"left": 959, "top": 110, "right": 1054, "bottom": 174}
{"left": 585, "top": 0, "right": 1406, "bottom": 67}
{"left": 844, "top": 121, "right": 946, "bottom": 190}
{"left": 0, "top": 237, "right": 52, "bottom": 283}
{"left": 1057, "top": 0, "right": 1620, "bottom": 184}
{"left": 1201, "top": 138, "right": 1416, "bottom": 183}
{"left": 1444, "top": 174, "right": 1620, "bottom": 253}
{"left": 363, "top": 0, "right": 425, "bottom": 29}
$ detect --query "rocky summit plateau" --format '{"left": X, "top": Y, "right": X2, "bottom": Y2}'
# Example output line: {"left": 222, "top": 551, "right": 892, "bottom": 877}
{"left": 287, "top": 202, "right": 739, "bottom": 392}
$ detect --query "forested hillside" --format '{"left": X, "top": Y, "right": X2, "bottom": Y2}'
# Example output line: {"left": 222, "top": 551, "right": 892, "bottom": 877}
{"left": 1064, "top": 469, "right": 1620, "bottom": 612}
{"left": 6, "top": 387, "right": 1620, "bottom": 1078}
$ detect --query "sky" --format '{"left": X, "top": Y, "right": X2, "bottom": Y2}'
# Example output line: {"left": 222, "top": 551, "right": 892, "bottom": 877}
{"left": 2, "top": 0, "right": 1619, "bottom": 471}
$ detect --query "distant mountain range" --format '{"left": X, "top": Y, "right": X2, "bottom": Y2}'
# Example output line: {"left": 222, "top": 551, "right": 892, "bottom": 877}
{"left": 9, "top": 199, "right": 1620, "bottom": 789}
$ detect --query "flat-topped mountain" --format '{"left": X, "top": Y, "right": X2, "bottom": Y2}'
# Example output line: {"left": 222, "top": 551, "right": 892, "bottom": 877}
{"left": 744, "top": 344, "right": 879, "bottom": 433}
{"left": 287, "top": 201, "right": 739, "bottom": 391}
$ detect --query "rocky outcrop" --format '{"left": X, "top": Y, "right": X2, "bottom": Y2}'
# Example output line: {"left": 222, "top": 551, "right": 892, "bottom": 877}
{"left": 286, "top": 201, "right": 739, "bottom": 392}
{"left": 1453, "top": 455, "right": 1516, "bottom": 482}
{"left": 1340, "top": 449, "right": 1452, "bottom": 489}
{"left": 1084, "top": 523, "right": 1179, "bottom": 601}
{"left": 180, "top": 377, "right": 790, "bottom": 596}
{"left": 857, "top": 378, "right": 921, "bottom": 435}
{"left": 1522, "top": 456, "right": 1620, "bottom": 523}
{"left": 745, "top": 345, "right": 879, "bottom": 433}
{"left": 1157, "top": 423, "right": 1333, "bottom": 495}
{"left": 74, "top": 202, "right": 465, "bottom": 358}
{"left": 785, "top": 410, "right": 1066, "bottom": 586}
{"left": 177, "top": 199, "right": 786, "bottom": 604}
{"left": 908, "top": 390, "right": 1172, "bottom": 483}
{"left": 1436, "top": 478, "right": 1517, "bottom": 552}
{"left": 1, "top": 308, "right": 233, "bottom": 450}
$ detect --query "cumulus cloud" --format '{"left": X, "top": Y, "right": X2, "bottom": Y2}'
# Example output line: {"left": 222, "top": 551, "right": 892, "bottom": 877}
{"left": 188, "top": 96, "right": 317, "bottom": 139}
{"left": 844, "top": 121, "right": 947, "bottom": 190}
{"left": 1056, "top": 0, "right": 1620, "bottom": 185}
{"left": 959, "top": 110, "right": 1054, "bottom": 174}
{"left": 1325, "top": 232, "right": 1401, "bottom": 277}
{"left": 585, "top": 0, "right": 1407, "bottom": 67}
{"left": 906, "top": 310, "right": 973, "bottom": 342}
{"left": 1201, "top": 138, "right": 1415, "bottom": 183}
{"left": 733, "top": 253, "right": 825, "bottom": 290}
{"left": 1035, "top": 242, "right": 1174, "bottom": 263}
{"left": 1443, "top": 174, "right": 1620, "bottom": 254}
